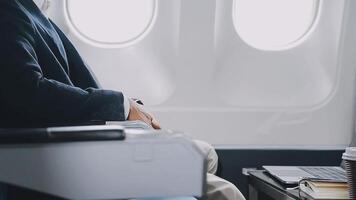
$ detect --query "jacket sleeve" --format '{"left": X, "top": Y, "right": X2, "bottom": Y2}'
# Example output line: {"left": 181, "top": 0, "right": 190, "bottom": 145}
{"left": 0, "top": 18, "right": 126, "bottom": 124}
{"left": 50, "top": 21, "right": 101, "bottom": 90}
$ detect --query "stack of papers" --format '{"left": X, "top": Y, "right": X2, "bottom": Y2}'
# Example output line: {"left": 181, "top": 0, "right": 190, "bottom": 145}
{"left": 299, "top": 180, "right": 349, "bottom": 199}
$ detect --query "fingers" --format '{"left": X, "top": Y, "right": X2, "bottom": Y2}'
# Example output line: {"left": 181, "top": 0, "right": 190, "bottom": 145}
{"left": 140, "top": 113, "right": 152, "bottom": 127}
{"left": 143, "top": 112, "right": 161, "bottom": 130}
{"left": 139, "top": 109, "right": 160, "bottom": 129}
{"left": 127, "top": 100, "right": 161, "bottom": 129}
{"left": 151, "top": 118, "right": 161, "bottom": 129}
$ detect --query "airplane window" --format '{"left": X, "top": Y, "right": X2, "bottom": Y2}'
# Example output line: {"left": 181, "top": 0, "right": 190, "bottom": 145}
{"left": 66, "top": 0, "right": 156, "bottom": 46}
{"left": 233, "top": 0, "right": 319, "bottom": 50}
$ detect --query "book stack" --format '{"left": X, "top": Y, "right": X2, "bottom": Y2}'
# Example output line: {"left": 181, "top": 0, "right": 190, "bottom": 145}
{"left": 299, "top": 180, "right": 349, "bottom": 199}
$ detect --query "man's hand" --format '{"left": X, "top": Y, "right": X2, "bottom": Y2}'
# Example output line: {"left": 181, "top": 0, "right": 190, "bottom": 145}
{"left": 127, "top": 99, "right": 161, "bottom": 129}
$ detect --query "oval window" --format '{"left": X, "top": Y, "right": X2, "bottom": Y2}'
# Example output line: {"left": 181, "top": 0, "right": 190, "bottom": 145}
{"left": 233, "top": 0, "right": 319, "bottom": 50}
{"left": 66, "top": 0, "right": 156, "bottom": 46}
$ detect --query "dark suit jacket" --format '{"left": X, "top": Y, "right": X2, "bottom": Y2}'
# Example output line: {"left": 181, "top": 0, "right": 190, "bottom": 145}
{"left": 0, "top": 0, "right": 126, "bottom": 128}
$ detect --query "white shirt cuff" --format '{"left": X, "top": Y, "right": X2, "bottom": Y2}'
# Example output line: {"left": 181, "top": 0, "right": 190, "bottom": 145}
{"left": 123, "top": 94, "right": 130, "bottom": 120}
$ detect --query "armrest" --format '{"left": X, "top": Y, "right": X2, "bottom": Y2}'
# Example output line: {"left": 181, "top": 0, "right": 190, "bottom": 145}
{"left": 0, "top": 129, "right": 206, "bottom": 199}
{"left": 0, "top": 125, "right": 125, "bottom": 143}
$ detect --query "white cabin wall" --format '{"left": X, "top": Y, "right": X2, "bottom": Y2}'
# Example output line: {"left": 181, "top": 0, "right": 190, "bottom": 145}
{"left": 49, "top": 0, "right": 356, "bottom": 147}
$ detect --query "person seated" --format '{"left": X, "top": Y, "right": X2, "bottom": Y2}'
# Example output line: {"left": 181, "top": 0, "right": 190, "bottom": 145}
{"left": 0, "top": 0, "right": 245, "bottom": 200}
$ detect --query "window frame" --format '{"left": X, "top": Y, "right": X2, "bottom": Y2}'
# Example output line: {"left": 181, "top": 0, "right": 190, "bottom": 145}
{"left": 232, "top": 0, "right": 322, "bottom": 51}
{"left": 63, "top": 0, "right": 158, "bottom": 48}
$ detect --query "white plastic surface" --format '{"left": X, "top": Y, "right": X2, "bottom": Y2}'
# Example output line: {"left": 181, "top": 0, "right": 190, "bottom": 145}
{"left": 0, "top": 132, "right": 205, "bottom": 199}
{"left": 47, "top": 0, "right": 356, "bottom": 147}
